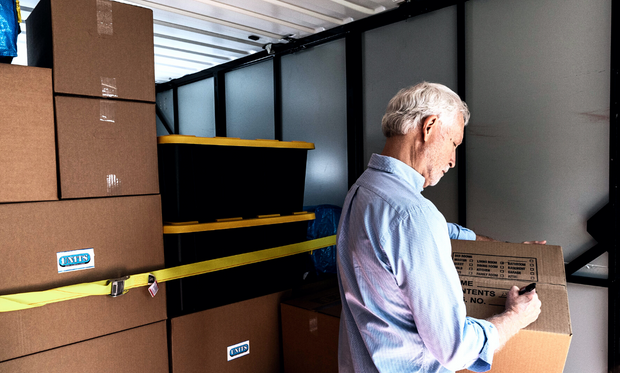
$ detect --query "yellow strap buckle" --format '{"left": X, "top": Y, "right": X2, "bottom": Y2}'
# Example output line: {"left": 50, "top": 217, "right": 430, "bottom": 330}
{"left": 107, "top": 276, "right": 129, "bottom": 297}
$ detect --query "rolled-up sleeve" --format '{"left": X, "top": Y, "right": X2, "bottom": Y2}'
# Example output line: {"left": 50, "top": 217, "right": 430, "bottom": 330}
{"left": 447, "top": 223, "right": 477, "bottom": 241}
{"left": 464, "top": 318, "right": 500, "bottom": 372}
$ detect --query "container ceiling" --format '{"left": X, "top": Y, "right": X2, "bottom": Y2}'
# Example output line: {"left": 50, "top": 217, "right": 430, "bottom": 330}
{"left": 14, "top": 0, "right": 401, "bottom": 83}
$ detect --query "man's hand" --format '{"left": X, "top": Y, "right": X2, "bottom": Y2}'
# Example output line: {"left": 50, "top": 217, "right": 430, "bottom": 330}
{"left": 475, "top": 234, "right": 547, "bottom": 245}
{"left": 504, "top": 285, "right": 542, "bottom": 329}
{"left": 487, "top": 285, "right": 542, "bottom": 351}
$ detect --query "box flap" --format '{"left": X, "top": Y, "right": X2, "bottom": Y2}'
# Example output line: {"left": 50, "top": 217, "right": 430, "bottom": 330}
{"left": 451, "top": 240, "right": 566, "bottom": 286}
{"left": 460, "top": 280, "right": 571, "bottom": 336}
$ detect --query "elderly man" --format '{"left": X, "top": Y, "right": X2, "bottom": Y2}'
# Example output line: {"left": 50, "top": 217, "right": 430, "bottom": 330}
{"left": 336, "top": 82, "right": 541, "bottom": 372}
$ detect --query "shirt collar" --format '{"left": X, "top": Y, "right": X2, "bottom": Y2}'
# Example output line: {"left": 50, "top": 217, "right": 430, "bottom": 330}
{"left": 367, "top": 153, "right": 426, "bottom": 193}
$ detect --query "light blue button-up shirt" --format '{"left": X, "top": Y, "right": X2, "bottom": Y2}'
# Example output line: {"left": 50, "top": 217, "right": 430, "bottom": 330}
{"left": 447, "top": 222, "right": 476, "bottom": 241}
{"left": 337, "top": 154, "right": 499, "bottom": 372}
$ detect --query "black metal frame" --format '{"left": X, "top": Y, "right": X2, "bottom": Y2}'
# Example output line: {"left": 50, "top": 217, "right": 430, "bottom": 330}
{"left": 155, "top": 1, "right": 619, "bottom": 369}
{"left": 273, "top": 55, "right": 283, "bottom": 140}
{"left": 345, "top": 31, "right": 364, "bottom": 189}
{"left": 456, "top": 0, "right": 467, "bottom": 227}
{"left": 609, "top": 1, "right": 619, "bottom": 371}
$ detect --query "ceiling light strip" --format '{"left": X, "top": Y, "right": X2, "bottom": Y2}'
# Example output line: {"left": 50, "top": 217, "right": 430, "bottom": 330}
{"left": 196, "top": 0, "right": 321, "bottom": 33}
{"left": 154, "top": 44, "right": 233, "bottom": 61}
{"left": 123, "top": 0, "right": 284, "bottom": 39}
{"left": 154, "top": 54, "right": 215, "bottom": 66}
{"left": 154, "top": 19, "right": 263, "bottom": 47}
{"left": 259, "top": 0, "right": 350, "bottom": 25}
{"left": 156, "top": 62, "right": 199, "bottom": 72}
{"left": 154, "top": 33, "right": 250, "bottom": 55}
{"left": 327, "top": 0, "right": 385, "bottom": 15}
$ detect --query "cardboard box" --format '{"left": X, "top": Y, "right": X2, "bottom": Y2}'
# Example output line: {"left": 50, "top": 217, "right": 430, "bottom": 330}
{"left": 280, "top": 282, "right": 341, "bottom": 373}
{"left": 0, "top": 321, "right": 169, "bottom": 373}
{"left": 169, "top": 291, "right": 290, "bottom": 373}
{"left": 55, "top": 96, "right": 159, "bottom": 199}
{"left": 26, "top": 0, "right": 155, "bottom": 102}
{"left": 0, "top": 195, "right": 167, "bottom": 362}
{"left": 452, "top": 240, "right": 572, "bottom": 373}
{"left": 281, "top": 242, "right": 572, "bottom": 373}
{"left": 0, "top": 64, "right": 57, "bottom": 203}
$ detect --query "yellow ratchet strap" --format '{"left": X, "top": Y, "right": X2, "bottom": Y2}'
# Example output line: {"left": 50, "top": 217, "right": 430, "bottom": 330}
{"left": 0, "top": 235, "right": 336, "bottom": 313}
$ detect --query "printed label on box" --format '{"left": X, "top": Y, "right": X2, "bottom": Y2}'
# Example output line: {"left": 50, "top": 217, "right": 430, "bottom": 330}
{"left": 459, "top": 278, "right": 509, "bottom": 310}
{"left": 227, "top": 340, "right": 250, "bottom": 361}
{"left": 452, "top": 252, "right": 538, "bottom": 281}
{"left": 57, "top": 248, "right": 95, "bottom": 273}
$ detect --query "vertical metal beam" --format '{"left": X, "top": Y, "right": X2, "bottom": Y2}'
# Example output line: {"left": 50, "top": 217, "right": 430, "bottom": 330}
{"left": 214, "top": 70, "right": 227, "bottom": 137}
{"left": 345, "top": 31, "right": 365, "bottom": 188}
{"left": 456, "top": 0, "right": 467, "bottom": 227}
{"left": 609, "top": 1, "right": 620, "bottom": 371}
{"left": 273, "top": 55, "right": 283, "bottom": 141}
{"left": 173, "top": 87, "right": 179, "bottom": 134}
{"left": 156, "top": 104, "right": 174, "bottom": 135}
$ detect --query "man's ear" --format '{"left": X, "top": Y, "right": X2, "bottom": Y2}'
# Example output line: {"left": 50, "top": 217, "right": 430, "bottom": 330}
{"left": 422, "top": 115, "right": 439, "bottom": 142}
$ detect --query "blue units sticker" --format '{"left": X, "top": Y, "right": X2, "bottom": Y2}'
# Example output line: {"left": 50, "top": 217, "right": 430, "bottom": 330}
{"left": 57, "top": 248, "right": 95, "bottom": 273}
{"left": 227, "top": 340, "right": 250, "bottom": 361}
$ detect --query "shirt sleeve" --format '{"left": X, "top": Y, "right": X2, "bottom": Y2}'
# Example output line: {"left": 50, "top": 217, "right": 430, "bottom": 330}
{"left": 462, "top": 318, "right": 500, "bottom": 372}
{"left": 447, "top": 222, "right": 477, "bottom": 241}
{"left": 385, "top": 207, "right": 498, "bottom": 371}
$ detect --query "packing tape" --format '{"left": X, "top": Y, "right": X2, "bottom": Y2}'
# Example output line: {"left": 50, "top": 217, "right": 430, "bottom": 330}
{"left": 106, "top": 174, "right": 122, "bottom": 195}
{"left": 0, "top": 235, "right": 337, "bottom": 313}
{"left": 99, "top": 100, "right": 115, "bottom": 123}
{"left": 96, "top": 0, "right": 113, "bottom": 36}
{"left": 309, "top": 316, "right": 318, "bottom": 335}
{"left": 101, "top": 77, "right": 118, "bottom": 98}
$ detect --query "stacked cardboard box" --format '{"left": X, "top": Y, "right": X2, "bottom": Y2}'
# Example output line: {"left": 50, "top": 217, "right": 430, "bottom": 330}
{"left": 281, "top": 241, "right": 572, "bottom": 373}
{"left": 169, "top": 291, "right": 290, "bottom": 373}
{"left": 0, "top": 0, "right": 166, "bottom": 370}
{"left": 0, "top": 322, "right": 169, "bottom": 373}
{"left": 0, "top": 64, "right": 57, "bottom": 203}
{"left": 27, "top": 0, "right": 158, "bottom": 199}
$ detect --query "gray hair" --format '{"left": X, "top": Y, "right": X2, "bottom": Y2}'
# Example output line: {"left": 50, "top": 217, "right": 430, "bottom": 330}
{"left": 381, "top": 82, "right": 470, "bottom": 137}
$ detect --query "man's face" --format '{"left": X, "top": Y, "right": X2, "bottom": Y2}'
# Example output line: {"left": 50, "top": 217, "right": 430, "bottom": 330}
{"left": 422, "top": 114, "right": 465, "bottom": 188}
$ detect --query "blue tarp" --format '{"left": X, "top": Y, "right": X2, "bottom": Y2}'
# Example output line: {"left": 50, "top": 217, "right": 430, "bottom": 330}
{"left": 305, "top": 204, "right": 342, "bottom": 275}
{"left": 1, "top": 0, "right": 19, "bottom": 59}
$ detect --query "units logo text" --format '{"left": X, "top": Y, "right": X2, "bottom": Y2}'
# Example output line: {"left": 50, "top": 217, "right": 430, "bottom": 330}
{"left": 59, "top": 253, "right": 91, "bottom": 267}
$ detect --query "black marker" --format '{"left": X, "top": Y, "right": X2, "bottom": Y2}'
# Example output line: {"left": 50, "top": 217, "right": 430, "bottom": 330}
{"left": 518, "top": 282, "right": 536, "bottom": 295}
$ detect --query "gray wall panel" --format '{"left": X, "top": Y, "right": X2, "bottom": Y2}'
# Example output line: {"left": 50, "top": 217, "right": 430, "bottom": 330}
{"left": 226, "top": 60, "right": 275, "bottom": 140}
{"left": 281, "top": 39, "right": 348, "bottom": 207}
{"left": 466, "top": 0, "right": 610, "bottom": 270}
{"left": 466, "top": 1, "right": 611, "bottom": 372}
{"left": 178, "top": 78, "right": 216, "bottom": 137}
{"left": 363, "top": 5, "right": 460, "bottom": 223}
{"left": 566, "top": 283, "right": 608, "bottom": 373}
